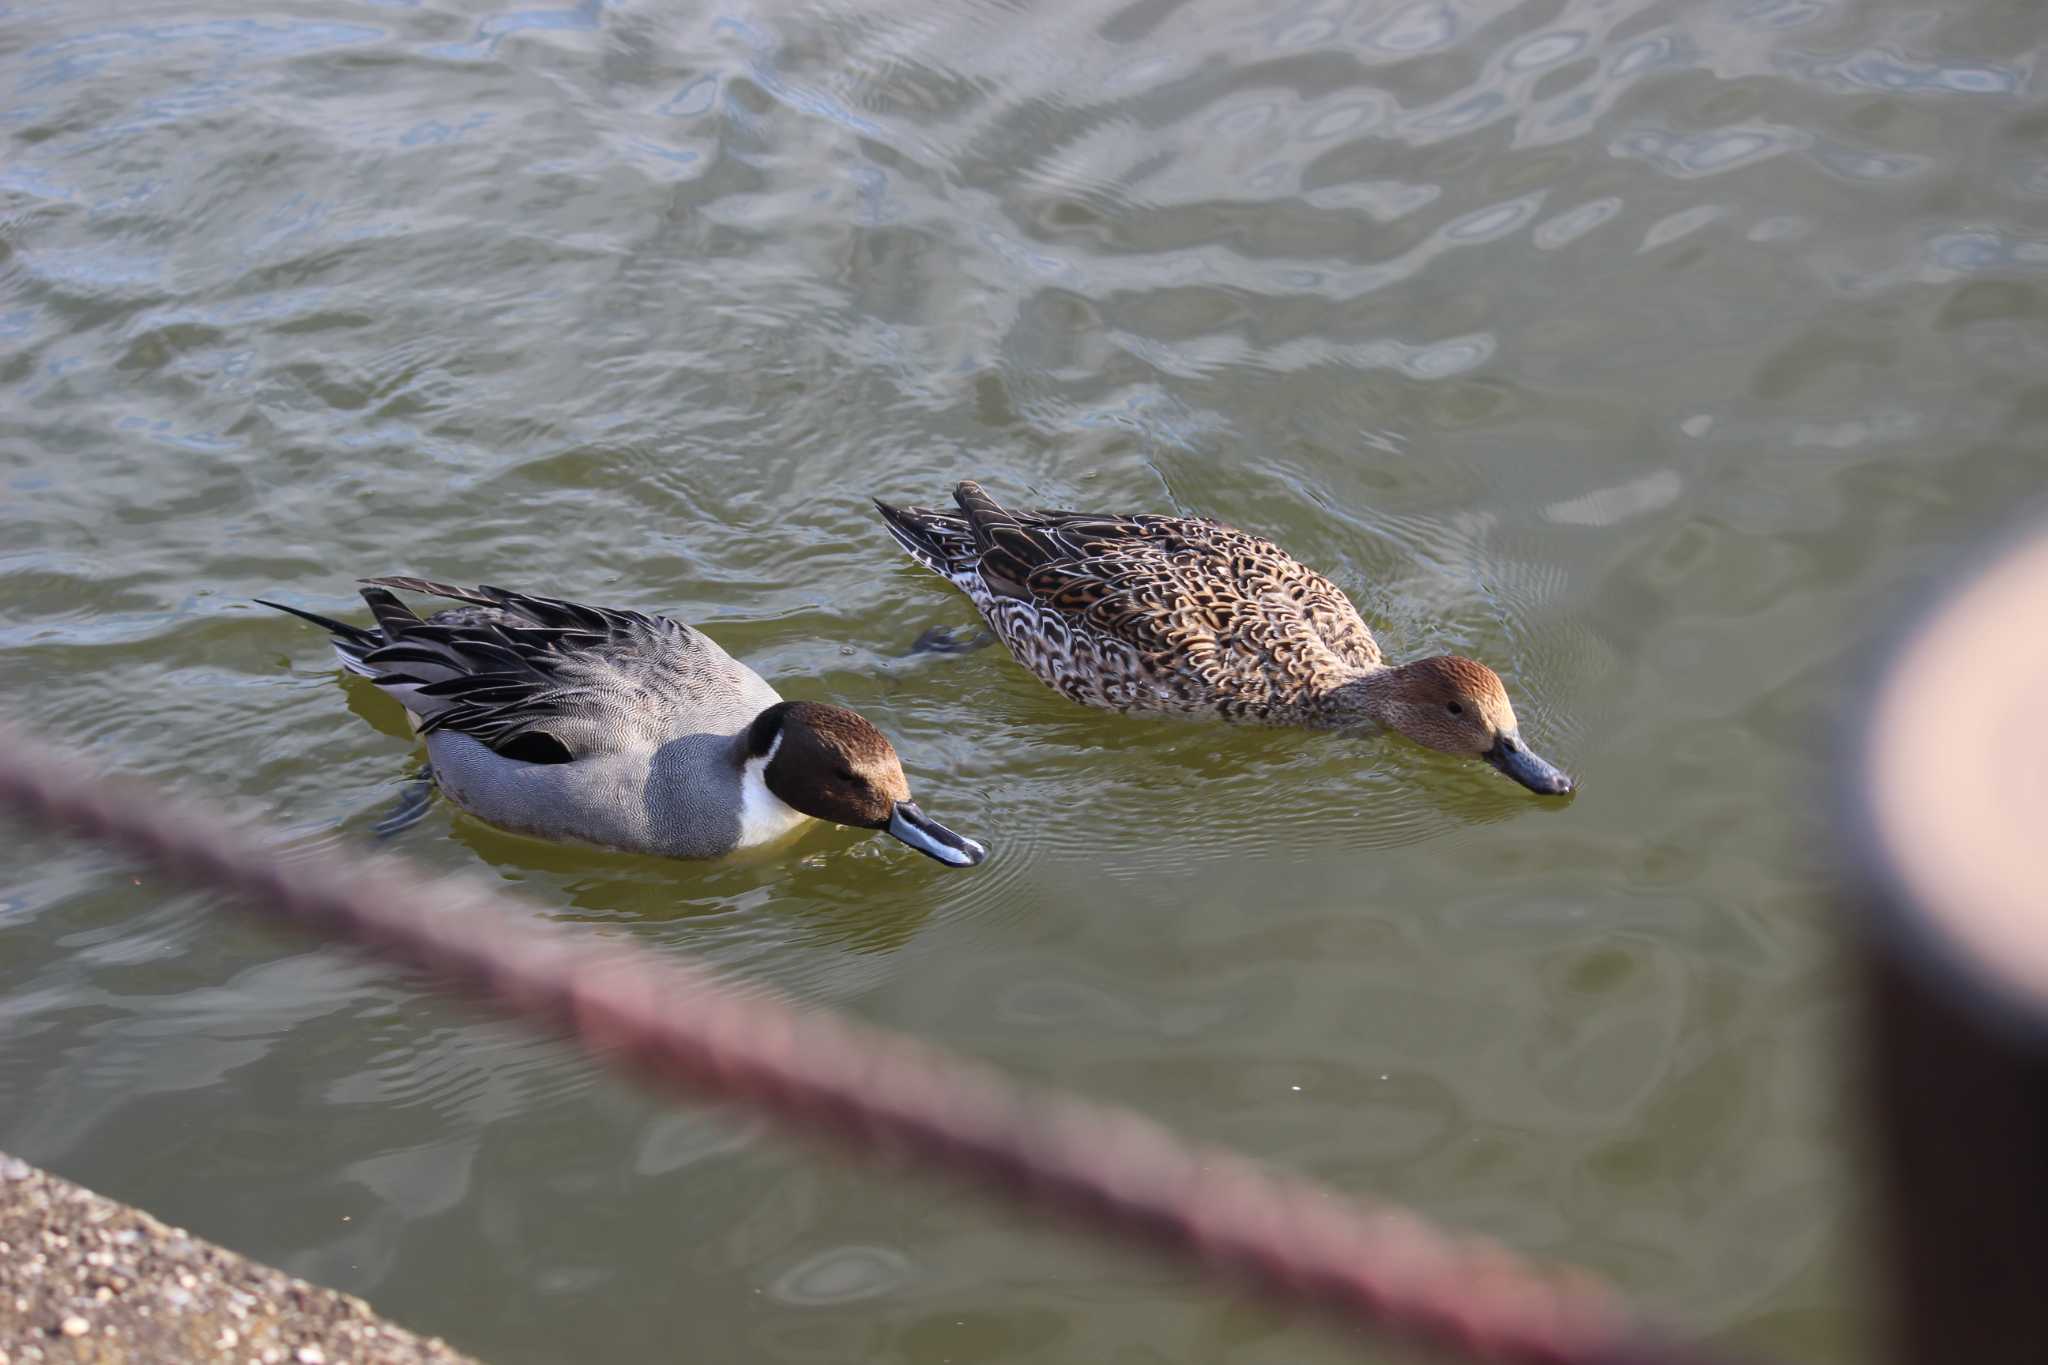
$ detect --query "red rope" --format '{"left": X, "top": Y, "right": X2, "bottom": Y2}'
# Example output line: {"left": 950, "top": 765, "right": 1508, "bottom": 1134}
{"left": 0, "top": 724, "right": 1748, "bottom": 1365}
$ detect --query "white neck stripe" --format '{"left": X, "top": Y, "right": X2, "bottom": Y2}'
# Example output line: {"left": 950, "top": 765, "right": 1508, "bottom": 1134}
{"left": 737, "top": 730, "right": 808, "bottom": 848}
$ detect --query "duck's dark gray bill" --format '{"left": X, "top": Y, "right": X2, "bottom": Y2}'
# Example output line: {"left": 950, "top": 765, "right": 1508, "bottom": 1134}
{"left": 1484, "top": 735, "right": 1574, "bottom": 796}
{"left": 885, "top": 801, "right": 987, "bottom": 867}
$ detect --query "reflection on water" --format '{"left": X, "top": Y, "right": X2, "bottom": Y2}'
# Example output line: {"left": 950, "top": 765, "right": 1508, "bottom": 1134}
{"left": 4, "top": 0, "right": 2045, "bottom": 1361}
{"left": 769, "top": 1244, "right": 916, "bottom": 1306}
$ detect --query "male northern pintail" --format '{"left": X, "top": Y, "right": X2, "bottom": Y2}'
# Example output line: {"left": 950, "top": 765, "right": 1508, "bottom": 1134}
{"left": 258, "top": 577, "right": 987, "bottom": 864}
{"left": 875, "top": 483, "right": 1572, "bottom": 795}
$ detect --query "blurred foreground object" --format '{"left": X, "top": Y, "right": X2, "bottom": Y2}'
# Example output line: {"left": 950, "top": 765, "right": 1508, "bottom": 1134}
{"left": 1853, "top": 524, "right": 2048, "bottom": 1365}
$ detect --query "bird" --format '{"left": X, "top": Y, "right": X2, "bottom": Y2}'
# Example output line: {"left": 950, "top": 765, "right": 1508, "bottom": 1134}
{"left": 874, "top": 482, "right": 1572, "bottom": 795}
{"left": 257, "top": 577, "right": 987, "bottom": 864}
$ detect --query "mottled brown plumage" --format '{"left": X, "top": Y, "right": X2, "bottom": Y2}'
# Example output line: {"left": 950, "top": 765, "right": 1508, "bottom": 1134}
{"left": 875, "top": 482, "right": 1573, "bottom": 795}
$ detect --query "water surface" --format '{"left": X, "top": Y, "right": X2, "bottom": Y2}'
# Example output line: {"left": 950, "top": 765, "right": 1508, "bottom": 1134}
{"left": 5, "top": 1, "right": 2047, "bottom": 1360}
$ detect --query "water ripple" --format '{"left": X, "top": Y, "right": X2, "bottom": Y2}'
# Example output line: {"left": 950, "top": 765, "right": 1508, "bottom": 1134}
{"left": 1611, "top": 125, "right": 1810, "bottom": 180}
{"left": 1779, "top": 46, "right": 2033, "bottom": 97}
{"left": 1533, "top": 196, "right": 1620, "bottom": 250}
{"left": 1358, "top": 2, "right": 1460, "bottom": 60}
{"left": 769, "top": 1246, "right": 916, "bottom": 1305}
{"left": 1639, "top": 204, "right": 1726, "bottom": 254}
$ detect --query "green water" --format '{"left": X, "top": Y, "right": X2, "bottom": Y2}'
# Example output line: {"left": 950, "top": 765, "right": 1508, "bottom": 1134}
{"left": 5, "top": 1, "right": 2046, "bottom": 1360}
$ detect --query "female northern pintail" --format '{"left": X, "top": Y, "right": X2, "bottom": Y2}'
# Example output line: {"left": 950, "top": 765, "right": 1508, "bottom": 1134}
{"left": 876, "top": 483, "right": 1572, "bottom": 795}
{"left": 259, "top": 577, "right": 987, "bottom": 865}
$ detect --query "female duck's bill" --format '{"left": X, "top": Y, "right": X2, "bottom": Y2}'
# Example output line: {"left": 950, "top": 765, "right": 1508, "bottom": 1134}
{"left": 1483, "top": 733, "right": 1574, "bottom": 796}
{"left": 887, "top": 802, "right": 986, "bottom": 866}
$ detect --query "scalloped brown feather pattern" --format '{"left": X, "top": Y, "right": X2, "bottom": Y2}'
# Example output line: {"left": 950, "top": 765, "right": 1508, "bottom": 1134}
{"left": 881, "top": 483, "right": 1383, "bottom": 724}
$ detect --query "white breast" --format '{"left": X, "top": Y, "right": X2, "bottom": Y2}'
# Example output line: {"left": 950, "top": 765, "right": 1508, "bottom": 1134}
{"left": 736, "top": 733, "right": 811, "bottom": 848}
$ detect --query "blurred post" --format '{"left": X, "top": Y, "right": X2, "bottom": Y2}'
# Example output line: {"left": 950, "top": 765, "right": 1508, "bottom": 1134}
{"left": 1850, "top": 525, "right": 2048, "bottom": 1365}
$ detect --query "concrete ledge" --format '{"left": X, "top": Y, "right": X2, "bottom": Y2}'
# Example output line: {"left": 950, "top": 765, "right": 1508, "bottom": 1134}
{"left": 0, "top": 1153, "right": 480, "bottom": 1365}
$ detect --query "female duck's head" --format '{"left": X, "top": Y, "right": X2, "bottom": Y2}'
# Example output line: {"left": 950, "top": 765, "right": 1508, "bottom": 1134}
{"left": 1337, "top": 656, "right": 1574, "bottom": 795}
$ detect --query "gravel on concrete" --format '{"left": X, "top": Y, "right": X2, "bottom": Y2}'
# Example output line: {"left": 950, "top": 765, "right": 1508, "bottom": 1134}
{"left": 0, "top": 1153, "right": 482, "bottom": 1365}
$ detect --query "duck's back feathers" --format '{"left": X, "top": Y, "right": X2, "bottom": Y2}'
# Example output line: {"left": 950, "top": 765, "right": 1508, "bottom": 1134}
{"left": 877, "top": 481, "right": 1384, "bottom": 720}
{"left": 261, "top": 577, "right": 771, "bottom": 767}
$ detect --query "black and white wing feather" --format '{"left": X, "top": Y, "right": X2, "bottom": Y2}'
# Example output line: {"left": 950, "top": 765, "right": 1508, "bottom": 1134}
{"left": 259, "top": 577, "right": 709, "bottom": 765}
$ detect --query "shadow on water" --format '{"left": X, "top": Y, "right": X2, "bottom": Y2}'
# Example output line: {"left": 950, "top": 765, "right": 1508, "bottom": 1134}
{"left": 444, "top": 816, "right": 944, "bottom": 953}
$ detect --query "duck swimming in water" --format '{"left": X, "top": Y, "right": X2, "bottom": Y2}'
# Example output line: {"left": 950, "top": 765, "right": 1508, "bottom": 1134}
{"left": 259, "top": 577, "right": 988, "bottom": 864}
{"left": 875, "top": 483, "right": 1572, "bottom": 795}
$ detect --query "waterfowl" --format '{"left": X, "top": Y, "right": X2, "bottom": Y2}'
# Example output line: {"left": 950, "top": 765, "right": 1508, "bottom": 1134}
{"left": 875, "top": 483, "right": 1572, "bottom": 795}
{"left": 258, "top": 577, "right": 987, "bottom": 864}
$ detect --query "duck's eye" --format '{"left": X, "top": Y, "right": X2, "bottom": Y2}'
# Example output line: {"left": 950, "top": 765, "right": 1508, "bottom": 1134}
{"left": 836, "top": 767, "right": 858, "bottom": 783}
{"left": 1446, "top": 702, "right": 1464, "bottom": 716}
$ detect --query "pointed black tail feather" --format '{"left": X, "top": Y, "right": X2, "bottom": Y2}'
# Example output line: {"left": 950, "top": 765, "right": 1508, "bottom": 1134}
{"left": 254, "top": 597, "right": 381, "bottom": 647}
